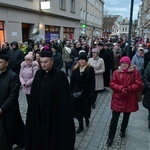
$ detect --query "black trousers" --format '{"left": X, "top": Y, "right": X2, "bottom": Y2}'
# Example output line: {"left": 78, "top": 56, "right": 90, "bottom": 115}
{"left": 65, "top": 61, "right": 72, "bottom": 76}
{"left": 92, "top": 91, "right": 98, "bottom": 105}
{"left": 148, "top": 109, "right": 150, "bottom": 120}
{"left": 0, "top": 117, "right": 9, "bottom": 150}
{"left": 26, "top": 94, "right": 30, "bottom": 104}
{"left": 108, "top": 110, "right": 131, "bottom": 140}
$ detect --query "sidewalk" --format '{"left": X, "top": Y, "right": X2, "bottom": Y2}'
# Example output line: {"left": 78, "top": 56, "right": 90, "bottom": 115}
{"left": 18, "top": 88, "right": 150, "bottom": 150}
{"left": 74, "top": 88, "right": 150, "bottom": 150}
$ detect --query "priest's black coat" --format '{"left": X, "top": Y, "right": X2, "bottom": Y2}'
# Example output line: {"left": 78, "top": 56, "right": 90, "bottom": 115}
{"left": 25, "top": 66, "right": 75, "bottom": 150}
{"left": 0, "top": 69, "right": 25, "bottom": 150}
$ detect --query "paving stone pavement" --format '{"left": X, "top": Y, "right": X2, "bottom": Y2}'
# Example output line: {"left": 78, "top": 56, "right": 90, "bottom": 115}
{"left": 18, "top": 88, "right": 150, "bottom": 150}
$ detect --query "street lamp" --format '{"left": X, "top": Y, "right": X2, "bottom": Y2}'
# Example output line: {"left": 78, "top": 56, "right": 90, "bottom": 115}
{"left": 127, "top": 0, "right": 134, "bottom": 58}
{"left": 85, "top": 0, "right": 88, "bottom": 34}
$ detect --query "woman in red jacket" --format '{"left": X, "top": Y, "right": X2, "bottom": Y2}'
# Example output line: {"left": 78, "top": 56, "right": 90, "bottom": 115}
{"left": 106, "top": 56, "right": 142, "bottom": 147}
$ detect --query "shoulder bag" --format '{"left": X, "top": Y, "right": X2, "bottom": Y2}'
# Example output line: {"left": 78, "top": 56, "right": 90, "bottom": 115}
{"left": 131, "top": 73, "right": 142, "bottom": 102}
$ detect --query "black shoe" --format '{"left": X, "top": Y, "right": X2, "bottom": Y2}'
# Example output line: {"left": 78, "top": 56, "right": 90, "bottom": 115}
{"left": 120, "top": 132, "right": 125, "bottom": 138}
{"left": 92, "top": 103, "right": 95, "bottom": 109}
{"left": 76, "top": 127, "right": 83, "bottom": 134}
{"left": 85, "top": 119, "right": 89, "bottom": 127}
{"left": 106, "top": 139, "right": 113, "bottom": 147}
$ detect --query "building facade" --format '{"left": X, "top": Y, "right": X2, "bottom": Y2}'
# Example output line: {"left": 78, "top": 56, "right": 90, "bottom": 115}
{"left": 137, "top": 0, "right": 150, "bottom": 39}
{"left": 0, "top": 0, "right": 81, "bottom": 46}
{"left": 80, "top": 0, "right": 104, "bottom": 37}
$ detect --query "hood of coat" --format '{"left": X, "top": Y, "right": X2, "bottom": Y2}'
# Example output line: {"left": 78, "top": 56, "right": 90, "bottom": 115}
{"left": 117, "top": 65, "right": 136, "bottom": 73}
{"left": 21, "top": 60, "right": 39, "bottom": 68}
{"left": 11, "top": 41, "right": 19, "bottom": 50}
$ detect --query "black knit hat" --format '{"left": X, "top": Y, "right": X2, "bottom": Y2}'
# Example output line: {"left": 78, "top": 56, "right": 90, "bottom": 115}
{"left": 98, "top": 42, "right": 104, "bottom": 46}
{"left": 51, "top": 43, "right": 58, "bottom": 51}
{"left": 0, "top": 51, "right": 9, "bottom": 61}
{"left": 40, "top": 50, "right": 53, "bottom": 58}
{"left": 78, "top": 52, "right": 87, "bottom": 61}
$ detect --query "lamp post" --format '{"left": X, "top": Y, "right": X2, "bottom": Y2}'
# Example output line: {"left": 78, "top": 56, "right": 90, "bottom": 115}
{"left": 127, "top": 0, "right": 134, "bottom": 57}
{"left": 85, "top": 0, "right": 88, "bottom": 34}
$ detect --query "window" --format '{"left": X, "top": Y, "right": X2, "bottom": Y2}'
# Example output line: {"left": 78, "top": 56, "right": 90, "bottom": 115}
{"left": 87, "top": 12, "right": 89, "bottom": 21}
{"left": 80, "top": 9, "right": 83, "bottom": 18}
{"left": 60, "top": 0, "right": 66, "bottom": 10}
{"left": 71, "top": 0, "right": 75, "bottom": 12}
{"left": 83, "top": 10, "right": 86, "bottom": 20}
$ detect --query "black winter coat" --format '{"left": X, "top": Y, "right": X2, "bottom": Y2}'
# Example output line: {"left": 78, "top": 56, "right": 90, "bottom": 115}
{"left": 99, "top": 49, "right": 111, "bottom": 87}
{"left": 8, "top": 41, "right": 24, "bottom": 75}
{"left": 70, "top": 65, "right": 95, "bottom": 119}
{"left": 0, "top": 69, "right": 25, "bottom": 149}
{"left": 143, "top": 62, "right": 150, "bottom": 109}
{"left": 25, "top": 67, "right": 75, "bottom": 150}
{"left": 53, "top": 52, "right": 63, "bottom": 70}
{"left": 144, "top": 51, "right": 150, "bottom": 69}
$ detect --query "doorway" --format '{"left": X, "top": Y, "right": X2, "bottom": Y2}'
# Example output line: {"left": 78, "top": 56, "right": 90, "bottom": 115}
{"left": 0, "top": 21, "right": 4, "bottom": 49}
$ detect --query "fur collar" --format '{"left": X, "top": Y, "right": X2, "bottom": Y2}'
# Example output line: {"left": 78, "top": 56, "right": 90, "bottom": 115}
{"left": 117, "top": 65, "right": 136, "bottom": 73}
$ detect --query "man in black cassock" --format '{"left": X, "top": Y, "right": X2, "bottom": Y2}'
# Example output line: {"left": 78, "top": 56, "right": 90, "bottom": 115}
{"left": 0, "top": 51, "right": 25, "bottom": 150}
{"left": 25, "top": 50, "right": 75, "bottom": 150}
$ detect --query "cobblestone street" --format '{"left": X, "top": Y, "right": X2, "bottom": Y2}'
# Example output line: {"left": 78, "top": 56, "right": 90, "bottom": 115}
{"left": 18, "top": 88, "right": 150, "bottom": 150}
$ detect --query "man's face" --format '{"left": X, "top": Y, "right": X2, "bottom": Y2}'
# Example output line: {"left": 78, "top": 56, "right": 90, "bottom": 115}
{"left": 51, "top": 48, "right": 56, "bottom": 53}
{"left": 3, "top": 44, "right": 8, "bottom": 50}
{"left": 98, "top": 45, "right": 103, "bottom": 50}
{"left": 0, "top": 59, "right": 8, "bottom": 72}
{"left": 104, "top": 46, "right": 109, "bottom": 50}
{"left": 66, "top": 41, "right": 70, "bottom": 46}
{"left": 11, "top": 44, "right": 16, "bottom": 49}
{"left": 40, "top": 57, "right": 53, "bottom": 72}
{"left": 75, "top": 42, "right": 81, "bottom": 48}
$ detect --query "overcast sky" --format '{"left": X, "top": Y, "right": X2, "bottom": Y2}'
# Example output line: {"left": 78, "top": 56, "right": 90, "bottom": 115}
{"left": 104, "top": 0, "right": 142, "bottom": 20}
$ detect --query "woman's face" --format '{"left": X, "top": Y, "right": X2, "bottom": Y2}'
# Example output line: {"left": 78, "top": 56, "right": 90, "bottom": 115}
{"left": 36, "top": 53, "right": 40, "bottom": 61}
{"left": 92, "top": 52, "right": 98, "bottom": 58}
{"left": 79, "top": 59, "right": 87, "bottom": 67}
{"left": 120, "top": 62, "right": 130, "bottom": 69}
{"left": 34, "top": 45, "right": 39, "bottom": 51}
{"left": 25, "top": 59, "right": 32, "bottom": 65}
{"left": 138, "top": 50, "right": 144, "bottom": 56}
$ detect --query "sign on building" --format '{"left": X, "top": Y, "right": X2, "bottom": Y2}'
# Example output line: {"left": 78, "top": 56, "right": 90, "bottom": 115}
{"left": 143, "top": 29, "right": 150, "bottom": 33}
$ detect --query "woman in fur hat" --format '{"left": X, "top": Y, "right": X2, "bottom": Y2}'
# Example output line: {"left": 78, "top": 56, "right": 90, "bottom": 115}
{"left": 70, "top": 52, "right": 95, "bottom": 134}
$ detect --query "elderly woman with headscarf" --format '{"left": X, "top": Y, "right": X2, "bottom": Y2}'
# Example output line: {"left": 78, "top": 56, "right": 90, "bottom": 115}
{"left": 131, "top": 47, "right": 144, "bottom": 77}
{"left": 88, "top": 48, "right": 105, "bottom": 109}
{"left": 70, "top": 52, "right": 95, "bottom": 134}
{"left": 106, "top": 56, "right": 142, "bottom": 147}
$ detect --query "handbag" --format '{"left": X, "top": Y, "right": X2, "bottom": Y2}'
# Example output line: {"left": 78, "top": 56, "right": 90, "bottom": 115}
{"left": 72, "top": 91, "right": 83, "bottom": 100}
{"left": 136, "top": 90, "right": 142, "bottom": 102}
{"left": 131, "top": 74, "right": 142, "bottom": 102}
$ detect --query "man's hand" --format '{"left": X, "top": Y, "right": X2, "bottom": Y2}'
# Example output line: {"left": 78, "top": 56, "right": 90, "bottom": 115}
{"left": 0, "top": 108, "right": 3, "bottom": 115}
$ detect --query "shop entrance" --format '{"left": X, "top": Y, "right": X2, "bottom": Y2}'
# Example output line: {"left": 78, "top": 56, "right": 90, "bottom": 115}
{"left": 22, "top": 23, "right": 33, "bottom": 42}
{"left": 0, "top": 21, "right": 4, "bottom": 49}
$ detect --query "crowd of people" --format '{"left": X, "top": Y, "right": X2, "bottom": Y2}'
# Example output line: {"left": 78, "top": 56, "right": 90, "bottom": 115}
{"left": 0, "top": 35, "right": 150, "bottom": 149}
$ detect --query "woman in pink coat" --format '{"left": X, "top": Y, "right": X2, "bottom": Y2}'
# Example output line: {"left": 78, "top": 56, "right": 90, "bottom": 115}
{"left": 19, "top": 53, "right": 39, "bottom": 104}
{"left": 106, "top": 56, "right": 142, "bottom": 147}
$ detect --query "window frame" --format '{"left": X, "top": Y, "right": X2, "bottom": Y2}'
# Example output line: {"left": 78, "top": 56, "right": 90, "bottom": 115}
{"left": 59, "top": 0, "right": 66, "bottom": 10}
